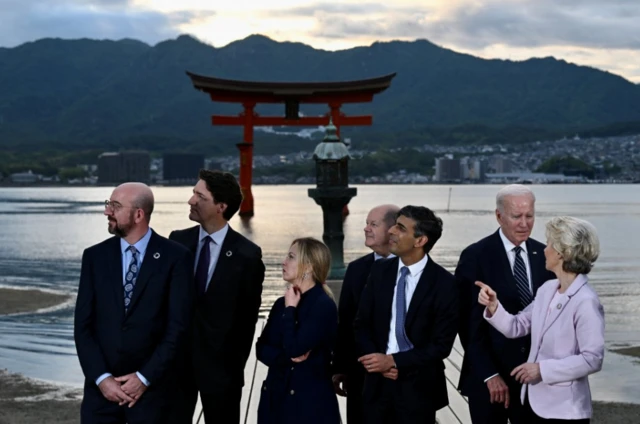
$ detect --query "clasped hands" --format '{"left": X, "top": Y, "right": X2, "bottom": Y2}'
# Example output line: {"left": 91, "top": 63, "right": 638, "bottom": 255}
{"left": 358, "top": 353, "right": 398, "bottom": 380}
{"left": 98, "top": 373, "right": 147, "bottom": 407}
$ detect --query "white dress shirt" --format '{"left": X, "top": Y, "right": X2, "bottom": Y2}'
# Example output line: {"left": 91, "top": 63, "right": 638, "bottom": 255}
{"left": 195, "top": 224, "right": 229, "bottom": 291}
{"left": 386, "top": 255, "right": 429, "bottom": 355}
{"left": 374, "top": 252, "right": 396, "bottom": 261}
{"left": 499, "top": 228, "right": 533, "bottom": 292}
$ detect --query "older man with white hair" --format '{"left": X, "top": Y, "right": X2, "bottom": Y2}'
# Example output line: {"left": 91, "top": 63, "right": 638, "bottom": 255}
{"left": 455, "top": 185, "right": 555, "bottom": 424}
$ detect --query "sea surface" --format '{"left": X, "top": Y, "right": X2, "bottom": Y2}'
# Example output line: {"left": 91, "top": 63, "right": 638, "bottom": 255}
{"left": 0, "top": 184, "right": 639, "bottom": 403}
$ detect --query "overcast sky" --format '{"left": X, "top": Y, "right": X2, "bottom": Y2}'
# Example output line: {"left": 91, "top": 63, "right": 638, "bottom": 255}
{"left": 2, "top": 0, "right": 639, "bottom": 82}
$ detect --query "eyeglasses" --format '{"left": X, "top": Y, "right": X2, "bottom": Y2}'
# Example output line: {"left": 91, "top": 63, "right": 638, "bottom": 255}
{"left": 104, "top": 200, "right": 137, "bottom": 212}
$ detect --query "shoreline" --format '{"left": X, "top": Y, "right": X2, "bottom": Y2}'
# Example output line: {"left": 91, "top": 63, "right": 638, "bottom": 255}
{"left": 0, "top": 287, "right": 71, "bottom": 316}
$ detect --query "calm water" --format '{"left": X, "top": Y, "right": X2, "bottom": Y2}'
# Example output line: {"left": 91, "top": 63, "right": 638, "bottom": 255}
{"left": 0, "top": 185, "right": 639, "bottom": 402}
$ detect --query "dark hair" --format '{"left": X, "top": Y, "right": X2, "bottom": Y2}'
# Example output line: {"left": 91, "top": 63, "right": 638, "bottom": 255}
{"left": 382, "top": 207, "right": 398, "bottom": 228}
{"left": 198, "top": 169, "right": 243, "bottom": 220}
{"left": 397, "top": 205, "right": 443, "bottom": 253}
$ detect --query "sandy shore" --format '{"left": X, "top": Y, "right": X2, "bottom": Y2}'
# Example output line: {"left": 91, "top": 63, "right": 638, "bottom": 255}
{"left": 0, "top": 370, "right": 639, "bottom": 424}
{"left": 0, "top": 287, "right": 71, "bottom": 315}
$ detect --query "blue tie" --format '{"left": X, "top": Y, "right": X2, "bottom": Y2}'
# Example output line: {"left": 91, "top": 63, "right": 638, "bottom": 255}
{"left": 195, "top": 237, "right": 212, "bottom": 296}
{"left": 395, "top": 266, "right": 414, "bottom": 352}
{"left": 513, "top": 246, "right": 533, "bottom": 307}
{"left": 124, "top": 246, "right": 140, "bottom": 313}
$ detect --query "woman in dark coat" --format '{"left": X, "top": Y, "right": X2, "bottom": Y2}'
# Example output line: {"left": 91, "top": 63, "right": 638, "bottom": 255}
{"left": 257, "top": 237, "right": 340, "bottom": 424}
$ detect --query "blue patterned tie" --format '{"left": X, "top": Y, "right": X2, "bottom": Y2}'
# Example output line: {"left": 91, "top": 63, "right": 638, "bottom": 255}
{"left": 395, "top": 266, "right": 414, "bottom": 352}
{"left": 124, "top": 246, "right": 140, "bottom": 313}
{"left": 513, "top": 246, "right": 533, "bottom": 307}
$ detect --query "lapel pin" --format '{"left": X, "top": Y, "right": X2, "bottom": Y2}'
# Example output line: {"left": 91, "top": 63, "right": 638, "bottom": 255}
{"left": 153, "top": 252, "right": 160, "bottom": 259}
{"left": 226, "top": 250, "right": 233, "bottom": 257}
{"left": 557, "top": 303, "right": 562, "bottom": 309}
{"left": 532, "top": 251, "right": 537, "bottom": 255}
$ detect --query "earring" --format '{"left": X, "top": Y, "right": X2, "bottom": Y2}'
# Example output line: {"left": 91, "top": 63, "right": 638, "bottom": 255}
{"left": 302, "top": 272, "right": 308, "bottom": 280}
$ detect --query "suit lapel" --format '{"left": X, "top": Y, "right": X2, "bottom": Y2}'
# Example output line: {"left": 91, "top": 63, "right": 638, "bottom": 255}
{"left": 490, "top": 231, "right": 520, "bottom": 301}
{"left": 127, "top": 231, "right": 162, "bottom": 315}
{"left": 381, "top": 258, "right": 399, "bottom": 327}
{"left": 108, "top": 237, "right": 126, "bottom": 319}
{"left": 539, "top": 275, "right": 588, "bottom": 340}
{"left": 205, "top": 226, "right": 241, "bottom": 295}
{"left": 405, "top": 257, "right": 437, "bottom": 328}
{"left": 526, "top": 239, "right": 545, "bottom": 294}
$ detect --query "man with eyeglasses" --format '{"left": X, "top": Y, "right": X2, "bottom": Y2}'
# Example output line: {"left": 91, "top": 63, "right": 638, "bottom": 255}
{"left": 74, "top": 182, "right": 194, "bottom": 424}
{"left": 168, "top": 170, "right": 265, "bottom": 424}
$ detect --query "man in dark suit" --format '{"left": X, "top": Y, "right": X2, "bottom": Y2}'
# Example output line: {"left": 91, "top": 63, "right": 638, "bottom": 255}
{"left": 354, "top": 205, "right": 459, "bottom": 424}
{"left": 74, "top": 183, "right": 194, "bottom": 424}
{"left": 169, "top": 169, "right": 265, "bottom": 423}
{"left": 333, "top": 204, "right": 399, "bottom": 423}
{"left": 456, "top": 184, "right": 555, "bottom": 424}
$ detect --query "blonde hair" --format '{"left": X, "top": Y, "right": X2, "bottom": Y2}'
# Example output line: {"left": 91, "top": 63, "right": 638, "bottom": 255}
{"left": 291, "top": 237, "right": 335, "bottom": 301}
{"left": 545, "top": 216, "right": 600, "bottom": 274}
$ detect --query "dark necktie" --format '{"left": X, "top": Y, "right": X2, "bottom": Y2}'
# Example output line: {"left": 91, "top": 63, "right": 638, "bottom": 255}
{"left": 395, "top": 266, "right": 414, "bottom": 352}
{"left": 195, "top": 236, "right": 212, "bottom": 295}
{"left": 124, "top": 246, "right": 140, "bottom": 313}
{"left": 513, "top": 246, "right": 533, "bottom": 307}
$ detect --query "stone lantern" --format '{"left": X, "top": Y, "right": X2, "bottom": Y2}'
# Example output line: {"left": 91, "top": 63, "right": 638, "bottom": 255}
{"left": 308, "top": 119, "right": 357, "bottom": 279}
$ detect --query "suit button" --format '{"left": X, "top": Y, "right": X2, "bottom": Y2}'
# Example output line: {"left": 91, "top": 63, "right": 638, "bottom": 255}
{"left": 290, "top": 390, "right": 295, "bottom": 395}
{"left": 521, "top": 347, "right": 526, "bottom": 353}
{"left": 291, "top": 367, "right": 294, "bottom": 371}
{"left": 263, "top": 385, "right": 267, "bottom": 391}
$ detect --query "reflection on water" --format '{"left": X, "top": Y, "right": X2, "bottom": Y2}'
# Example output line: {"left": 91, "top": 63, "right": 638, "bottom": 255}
{"left": 1, "top": 185, "right": 640, "bottom": 399}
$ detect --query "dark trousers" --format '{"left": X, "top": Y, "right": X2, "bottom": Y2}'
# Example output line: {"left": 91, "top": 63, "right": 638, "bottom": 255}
{"left": 168, "top": 381, "right": 242, "bottom": 424}
{"left": 468, "top": 377, "right": 527, "bottom": 424}
{"left": 346, "top": 371, "right": 365, "bottom": 424}
{"left": 363, "top": 378, "right": 436, "bottom": 424}
{"left": 80, "top": 383, "right": 169, "bottom": 424}
{"left": 523, "top": 394, "right": 590, "bottom": 424}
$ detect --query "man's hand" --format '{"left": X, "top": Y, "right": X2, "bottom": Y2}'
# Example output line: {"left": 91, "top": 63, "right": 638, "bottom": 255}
{"left": 332, "top": 374, "right": 348, "bottom": 397}
{"left": 98, "top": 376, "right": 135, "bottom": 404}
{"left": 382, "top": 368, "right": 398, "bottom": 380}
{"left": 291, "top": 350, "right": 311, "bottom": 363}
{"left": 486, "top": 375, "right": 510, "bottom": 408}
{"left": 511, "top": 362, "right": 542, "bottom": 385}
{"left": 114, "top": 373, "right": 147, "bottom": 407}
{"left": 358, "top": 353, "right": 395, "bottom": 373}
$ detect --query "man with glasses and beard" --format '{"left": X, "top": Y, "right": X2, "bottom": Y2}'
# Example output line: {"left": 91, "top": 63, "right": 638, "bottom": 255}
{"left": 74, "top": 182, "right": 194, "bottom": 424}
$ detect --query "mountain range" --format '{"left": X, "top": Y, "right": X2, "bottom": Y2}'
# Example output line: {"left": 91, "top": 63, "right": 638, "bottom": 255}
{"left": 1, "top": 34, "right": 640, "bottom": 155}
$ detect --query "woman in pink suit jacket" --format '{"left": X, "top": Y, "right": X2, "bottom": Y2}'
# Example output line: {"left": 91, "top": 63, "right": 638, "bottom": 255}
{"left": 476, "top": 216, "right": 604, "bottom": 424}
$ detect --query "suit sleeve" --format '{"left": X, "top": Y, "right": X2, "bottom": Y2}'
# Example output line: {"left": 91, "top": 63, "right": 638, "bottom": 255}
{"left": 256, "top": 298, "right": 289, "bottom": 367}
{"left": 74, "top": 248, "right": 110, "bottom": 382}
{"left": 139, "top": 248, "right": 195, "bottom": 383}
{"left": 281, "top": 298, "right": 338, "bottom": 359}
{"left": 393, "top": 275, "right": 459, "bottom": 370}
{"left": 461, "top": 247, "right": 500, "bottom": 381}
{"left": 231, "top": 250, "right": 265, "bottom": 372}
{"left": 333, "top": 263, "right": 359, "bottom": 374}
{"left": 539, "top": 297, "right": 605, "bottom": 384}
{"left": 354, "top": 273, "right": 378, "bottom": 356}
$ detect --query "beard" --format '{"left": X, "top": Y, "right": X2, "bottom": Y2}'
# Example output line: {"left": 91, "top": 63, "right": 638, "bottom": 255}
{"left": 107, "top": 212, "right": 134, "bottom": 238}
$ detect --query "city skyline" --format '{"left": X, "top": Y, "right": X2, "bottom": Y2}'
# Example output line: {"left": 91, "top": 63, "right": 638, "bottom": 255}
{"left": 0, "top": 0, "right": 639, "bottom": 83}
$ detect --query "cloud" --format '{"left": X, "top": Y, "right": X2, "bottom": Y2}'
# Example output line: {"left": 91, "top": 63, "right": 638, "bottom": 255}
{"left": 0, "top": 0, "right": 215, "bottom": 47}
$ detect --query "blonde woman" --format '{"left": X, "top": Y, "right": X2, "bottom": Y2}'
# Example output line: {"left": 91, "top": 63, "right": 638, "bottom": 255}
{"left": 477, "top": 216, "right": 604, "bottom": 423}
{"left": 257, "top": 237, "right": 340, "bottom": 424}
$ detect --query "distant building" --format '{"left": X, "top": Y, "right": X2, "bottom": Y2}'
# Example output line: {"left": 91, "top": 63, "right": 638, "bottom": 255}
{"left": 98, "top": 151, "right": 150, "bottom": 185}
{"left": 163, "top": 153, "right": 204, "bottom": 184}
{"left": 10, "top": 170, "right": 41, "bottom": 184}
{"left": 492, "top": 157, "right": 514, "bottom": 173}
{"left": 435, "top": 157, "right": 461, "bottom": 182}
{"left": 485, "top": 172, "right": 585, "bottom": 184}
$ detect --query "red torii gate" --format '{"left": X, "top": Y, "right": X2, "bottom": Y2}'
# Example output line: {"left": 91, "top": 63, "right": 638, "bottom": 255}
{"left": 186, "top": 72, "right": 396, "bottom": 217}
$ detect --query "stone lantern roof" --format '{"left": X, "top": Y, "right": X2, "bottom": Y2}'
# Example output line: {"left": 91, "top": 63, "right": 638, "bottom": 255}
{"left": 312, "top": 118, "right": 350, "bottom": 161}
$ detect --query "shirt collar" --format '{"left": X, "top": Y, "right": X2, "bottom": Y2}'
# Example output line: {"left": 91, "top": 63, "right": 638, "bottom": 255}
{"left": 499, "top": 228, "right": 528, "bottom": 254}
{"left": 199, "top": 223, "right": 229, "bottom": 245}
{"left": 374, "top": 252, "right": 396, "bottom": 261}
{"left": 120, "top": 228, "right": 153, "bottom": 257}
{"left": 398, "top": 254, "right": 428, "bottom": 277}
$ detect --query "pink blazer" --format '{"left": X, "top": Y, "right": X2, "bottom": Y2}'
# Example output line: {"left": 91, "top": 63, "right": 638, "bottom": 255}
{"left": 484, "top": 274, "right": 605, "bottom": 420}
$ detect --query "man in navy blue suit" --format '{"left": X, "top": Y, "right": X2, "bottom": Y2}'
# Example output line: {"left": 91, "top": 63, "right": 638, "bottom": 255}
{"left": 456, "top": 185, "right": 555, "bottom": 424}
{"left": 333, "top": 204, "right": 399, "bottom": 423}
{"left": 74, "top": 183, "right": 194, "bottom": 424}
{"left": 354, "top": 206, "right": 459, "bottom": 424}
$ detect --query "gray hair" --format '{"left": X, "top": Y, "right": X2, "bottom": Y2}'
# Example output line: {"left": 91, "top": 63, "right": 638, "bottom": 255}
{"left": 496, "top": 184, "right": 536, "bottom": 213}
{"left": 545, "top": 216, "right": 600, "bottom": 275}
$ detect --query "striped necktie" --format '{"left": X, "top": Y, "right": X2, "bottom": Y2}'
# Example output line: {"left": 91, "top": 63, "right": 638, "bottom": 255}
{"left": 512, "top": 246, "right": 533, "bottom": 307}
